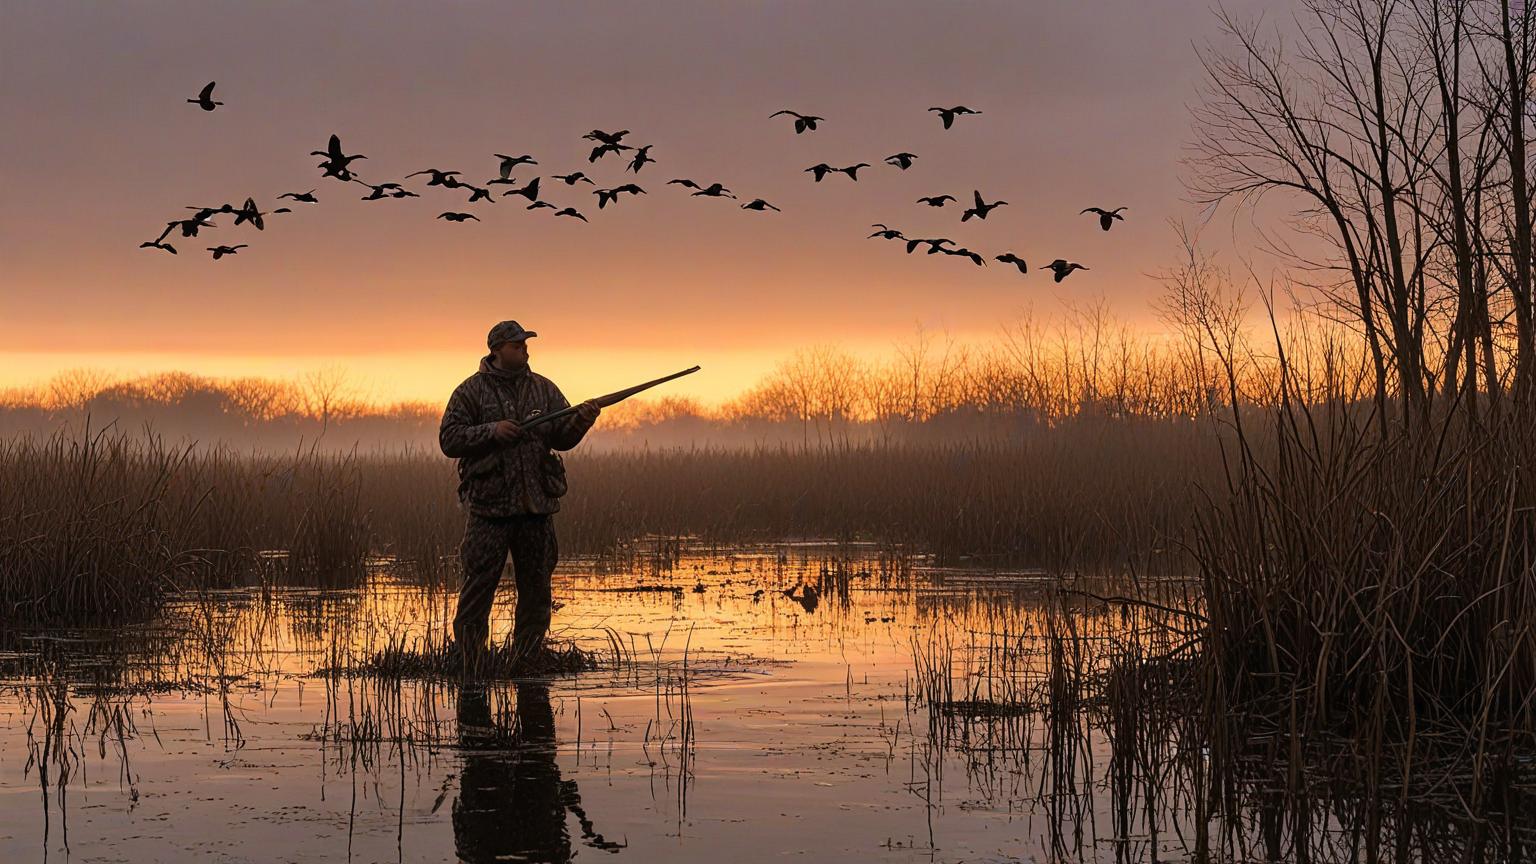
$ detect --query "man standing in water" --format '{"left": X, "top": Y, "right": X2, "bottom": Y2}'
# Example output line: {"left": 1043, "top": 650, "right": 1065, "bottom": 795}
{"left": 439, "top": 320, "right": 601, "bottom": 668}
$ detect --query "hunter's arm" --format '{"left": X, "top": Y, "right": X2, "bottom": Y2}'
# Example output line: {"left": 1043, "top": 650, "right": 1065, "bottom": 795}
{"left": 543, "top": 385, "right": 595, "bottom": 452}
{"left": 439, "top": 384, "right": 498, "bottom": 458}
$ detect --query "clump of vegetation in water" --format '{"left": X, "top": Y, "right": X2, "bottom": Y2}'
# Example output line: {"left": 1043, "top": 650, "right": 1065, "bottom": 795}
{"left": 342, "top": 635, "right": 601, "bottom": 680}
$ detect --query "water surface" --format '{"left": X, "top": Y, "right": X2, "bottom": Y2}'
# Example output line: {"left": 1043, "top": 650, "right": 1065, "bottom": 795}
{"left": 2, "top": 545, "right": 1119, "bottom": 863}
{"left": 3, "top": 544, "right": 1529, "bottom": 862}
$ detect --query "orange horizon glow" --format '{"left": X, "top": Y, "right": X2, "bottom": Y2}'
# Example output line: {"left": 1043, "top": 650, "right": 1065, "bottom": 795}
{"left": 0, "top": 307, "right": 1211, "bottom": 410}
{"left": 0, "top": 345, "right": 819, "bottom": 408}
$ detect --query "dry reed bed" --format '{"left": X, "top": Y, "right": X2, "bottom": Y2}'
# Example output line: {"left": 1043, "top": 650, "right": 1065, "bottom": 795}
{"left": 0, "top": 429, "right": 373, "bottom": 622}
{"left": 1188, "top": 398, "right": 1536, "bottom": 858}
{"left": 0, "top": 416, "right": 1221, "bottom": 624}
{"left": 910, "top": 577, "right": 1534, "bottom": 860}
{"left": 1203, "top": 418, "right": 1536, "bottom": 728}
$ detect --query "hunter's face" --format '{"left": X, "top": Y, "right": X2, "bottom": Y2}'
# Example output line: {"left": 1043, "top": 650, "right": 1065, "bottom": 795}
{"left": 493, "top": 339, "right": 530, "bottom": 369}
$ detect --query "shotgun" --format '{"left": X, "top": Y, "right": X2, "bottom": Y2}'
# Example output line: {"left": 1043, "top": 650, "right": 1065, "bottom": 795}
{"left": 519, "top": 366, "right": 701, "bottom": 430}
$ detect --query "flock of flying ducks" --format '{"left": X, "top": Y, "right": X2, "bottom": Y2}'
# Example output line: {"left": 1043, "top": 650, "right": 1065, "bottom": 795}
{"left": 142, "top": 82, "right": 1120, "bottom": 281}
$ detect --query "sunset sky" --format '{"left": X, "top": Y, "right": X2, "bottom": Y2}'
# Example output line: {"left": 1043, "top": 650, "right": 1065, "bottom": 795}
{"left": 1, "top": 0, "right": 1282, "bottom": 406}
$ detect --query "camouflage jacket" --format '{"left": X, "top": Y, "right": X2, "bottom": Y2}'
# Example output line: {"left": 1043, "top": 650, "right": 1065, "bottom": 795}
{"left": 439, "top": 356, "right": 595, "bottom": 517}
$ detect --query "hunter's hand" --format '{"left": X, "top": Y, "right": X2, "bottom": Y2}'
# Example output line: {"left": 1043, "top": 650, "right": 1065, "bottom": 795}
{"left": 576, "top": 400, "right": 601, "bottom": 423}
{"left": 492, "top": 419, "right": 525, "bottom": 443}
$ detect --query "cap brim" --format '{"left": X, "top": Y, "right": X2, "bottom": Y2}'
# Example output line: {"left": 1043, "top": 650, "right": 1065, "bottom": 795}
{"left": 490, "top": 332, "right": 537, "bottom": 347}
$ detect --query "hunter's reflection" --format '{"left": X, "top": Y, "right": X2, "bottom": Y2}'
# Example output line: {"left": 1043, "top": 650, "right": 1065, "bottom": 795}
{"left": 454, "top": 681, "right": 624, "bottom": 863}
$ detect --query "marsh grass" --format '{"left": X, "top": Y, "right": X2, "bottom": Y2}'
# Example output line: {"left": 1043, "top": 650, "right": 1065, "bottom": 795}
{"left": 0, "top": 426, "right": 374, "bottom": 622}
{"left": 908, "top": 577, "right": 1535, "bottom": 861}
{"left": 1198, "top": 405, "right": 1536, "bottom": 736}
{"left": 1181, "top": 395, "right": 1536, "bottom": 860}
{"left": 341, "top": 634, "right": 601, "bottom": 680}
{"left": 1, "top": 415, "right": 1219, "bottom": 624}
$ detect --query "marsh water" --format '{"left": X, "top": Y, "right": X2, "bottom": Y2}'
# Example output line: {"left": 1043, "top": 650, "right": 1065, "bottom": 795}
{"left": 0, "top": 544, "right": 1530, "bottom": 862}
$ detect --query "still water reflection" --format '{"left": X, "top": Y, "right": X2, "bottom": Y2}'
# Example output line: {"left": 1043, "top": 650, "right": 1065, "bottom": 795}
{"left": 455, "top": 681, "right": 625, "bottom": 862}
{"left": 0, "top": 544, "right": 1530, "bottom": 862}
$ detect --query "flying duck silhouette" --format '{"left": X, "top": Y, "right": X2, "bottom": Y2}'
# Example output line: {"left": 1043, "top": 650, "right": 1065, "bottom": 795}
{"left": 805, "top": 163, "right": 835, "bottom": 182}
{"left": 961, "top": 190, "right": 1007, "bottom": 222}
{"left": 188, "top": 82, "right": 223, "bottom": 111}
{"left": 669, "top": 179, "right": 734, "bottom": 198}
{"left": 942, "top": 246, "right": 987, "bottom": 266}
{"left": 499, "top": 176, "right": 541, "bottom": 201}
{"left": 138, "top": 240, "right": 177, "bottom": 255}
{"left": 494, "top": 154, "right": 538, "bottom": 178}
{"left": 437, "top": 212, "right": 480, "bottom": 222}
{"left": 929, "top": 106, "right": 981, "bottom": 129}
{"left": 995, "top": 253, "right": 1028, "bottom": 274}
{"left": 311, "top": 135, "right": 366, "bottom": 182}
{"left": 407, "top": 169, "right": 463, "bottom": 187}
{"left": 462, "top": 184, "right": 495, "bottom": 203}
{"left": 916, "top": 194, "right": 956, "bottom": 207}
{"left": 1045, "top": 259, "right": 1089, "bottom": 282}
{"left": 183, "top": 204, "right": 229, "bottom": 223}
{"left": 769, "top": 110, "right": 824, "bottom": 134}
{"left": 740, "top": 198, "right": 781, "bottom": 211}
{"left": 837, "top": 163, "right": 871, "bottom": 180}
{"left": 553, "top": 172, "right": 596, "bottom": 185}
{"left": 277, "top": 190, "right": 318, "bottom": 203}
{"left": 554, "top": 207, "right": 588, "bottom": 221}
{"left": 357, "top": 181, "right": 417, "bottom": 200}
{"left": 207, "top": 244, "right": 247, "bottom": 259}
{"left": 1081, "top": 206, "right": 1127, "bottom": 231}
{"left": 885, "top": 152, "right": 918, "bottom": 170}
{"left": 231, "top": 198, "right": 266, "bottom": 230}
{"left": 627, "top": 145, "right": 656, "bottom": 173}
{"left": 588, "top": 142, "right": 634, "bottom": 162}
{"left": 167, "top": 216, "right": 216, "bottom": 238}
{"left": 868, "top": 224, "right": 905, "bottom": 240}
{"left": 526, "top": 200, "right": 557, "bottom": 211}
{"left": 317, "top": 162, "right": 356, "bottom": 182}
{"left": 582, "top": 129, "right": 630, "bottom": 145}
{"left": 905, "top": 237, "right": 953, "bottom": 254}
{"left": 593, "top": 183, "right": 645, "bottom": 209}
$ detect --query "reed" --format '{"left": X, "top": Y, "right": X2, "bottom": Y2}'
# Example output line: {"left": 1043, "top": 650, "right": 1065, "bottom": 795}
{"left": 1185, "top": 394, "right": 1536, "bottom": 856}
{"left": 341, "top": 632, "right": 600, "bottom": 680}
{"left": 0, "top": 427, "right": 375, "bottom": 623}
{"left": 1, "top": 415, "right": 1222, "bottom": 623}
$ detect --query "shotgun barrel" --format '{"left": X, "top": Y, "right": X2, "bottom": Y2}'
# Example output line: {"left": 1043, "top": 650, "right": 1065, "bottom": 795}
{"left": 520, "top": 365, "right": 701, "bottom": 430}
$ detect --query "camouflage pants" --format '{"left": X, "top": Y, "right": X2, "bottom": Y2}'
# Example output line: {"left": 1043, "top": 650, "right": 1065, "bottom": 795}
{"left": 453, "top": 513, "right": 559, "bottom": 662}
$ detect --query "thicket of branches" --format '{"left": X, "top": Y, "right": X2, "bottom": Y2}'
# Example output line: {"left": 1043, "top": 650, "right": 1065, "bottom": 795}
{"left": 1190, "top": 0, "right": 1534, "bottom": 426}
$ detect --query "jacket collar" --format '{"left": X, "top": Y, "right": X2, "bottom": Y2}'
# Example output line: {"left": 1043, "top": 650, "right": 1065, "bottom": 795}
{"left": 479, "top": 354, "right": 531, "bottom": 381}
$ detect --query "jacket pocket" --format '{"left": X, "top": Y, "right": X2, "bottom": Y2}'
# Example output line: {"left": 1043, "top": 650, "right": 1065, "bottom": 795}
{"left": 538, "top": 450, "right": 568, "bottom": 498}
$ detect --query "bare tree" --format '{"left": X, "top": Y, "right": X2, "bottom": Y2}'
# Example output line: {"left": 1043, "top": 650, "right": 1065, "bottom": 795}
{"left": 226, "top": 376, "right": 298, "bottom": 422}
{"left": 1190, "top": 0, "right": 1535, "bottom": 427}
{"left": 47, "top": 368, "right": 117, "bottom": 411}
{"left": 300, "top": 366, "right": 359, "bottom": 430}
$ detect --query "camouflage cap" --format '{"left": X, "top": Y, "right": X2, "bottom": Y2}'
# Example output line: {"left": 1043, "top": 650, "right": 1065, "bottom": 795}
{"left": 487, "top": 320, "right": 538, "bottom": 348}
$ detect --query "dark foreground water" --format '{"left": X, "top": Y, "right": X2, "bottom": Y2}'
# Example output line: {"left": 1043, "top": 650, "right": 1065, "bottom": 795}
{"left": 1, "top": 544, "right": 1531, "bottom": 863}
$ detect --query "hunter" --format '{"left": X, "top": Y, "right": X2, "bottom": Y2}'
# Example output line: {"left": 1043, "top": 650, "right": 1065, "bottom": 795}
{"left": 439, "top": 320, "right": 601, "bottom": 667}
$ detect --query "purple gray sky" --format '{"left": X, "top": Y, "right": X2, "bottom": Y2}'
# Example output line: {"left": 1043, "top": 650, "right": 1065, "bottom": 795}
{"left": 0, "top": 0, "right": 1282, "bottom": 403}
